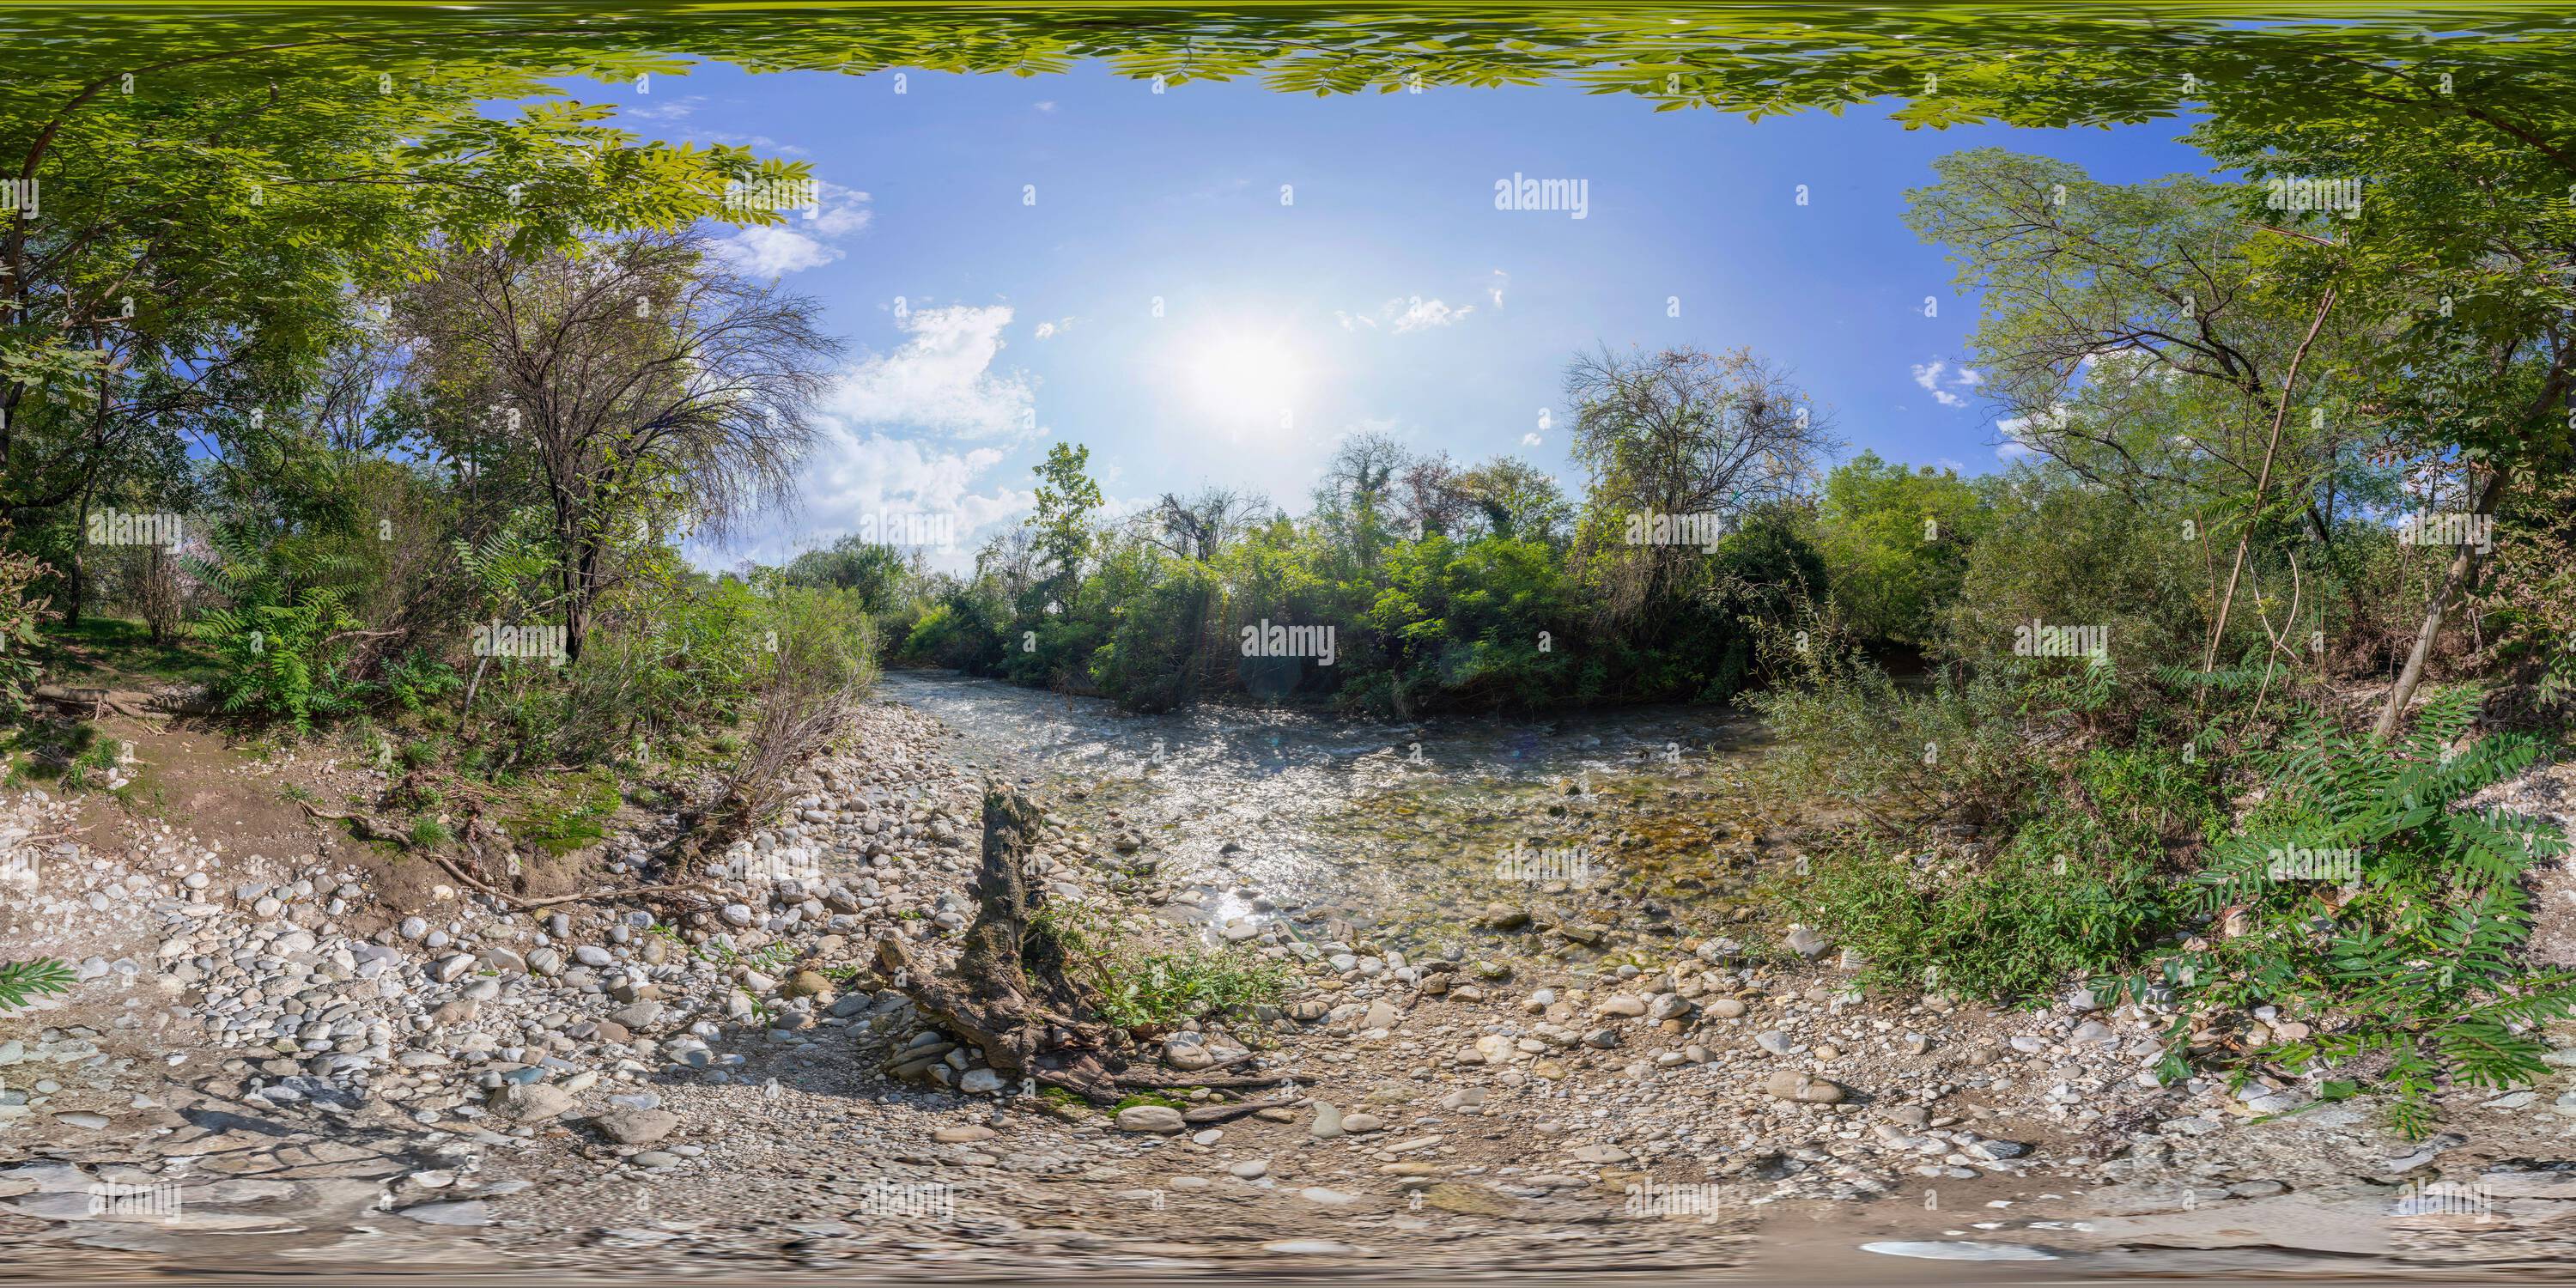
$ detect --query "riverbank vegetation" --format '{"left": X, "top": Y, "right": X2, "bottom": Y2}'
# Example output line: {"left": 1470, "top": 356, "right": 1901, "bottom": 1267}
{"left": 3, "top": 9, "right": 2573, "bottom": 1124}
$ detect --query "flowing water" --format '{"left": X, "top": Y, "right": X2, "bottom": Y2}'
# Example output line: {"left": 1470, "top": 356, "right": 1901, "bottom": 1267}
{"left": 878, "top": 669, "right": 1800, "bottom": 964}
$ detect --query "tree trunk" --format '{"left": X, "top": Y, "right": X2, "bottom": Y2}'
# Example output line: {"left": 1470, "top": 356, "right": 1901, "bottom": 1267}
{"left": 64, "top": 496, "right": 87, "bottom": 629}
{"left": 2203, "top": 289, "right": 2334, "bottom": 671}
{"left": 2372, "top": 471, "right": 2505, "bottom": 740}
{"left": 876, "top": 787, "right": 1130, "bottom": 1103}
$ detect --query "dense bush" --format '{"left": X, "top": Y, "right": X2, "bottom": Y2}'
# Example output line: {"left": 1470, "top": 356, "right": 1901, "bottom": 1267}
{"left": 2121, "top": 688, "right": 2576, "bottom": 1135}
{"left": 0, "top": 536, "right": 54, "bottom": 724}
{"left": 1943, "top": 467, "right": 2210, "bottom": 670}
{"left": 1813, "top": 453, "right": 1989, "bottom": 646}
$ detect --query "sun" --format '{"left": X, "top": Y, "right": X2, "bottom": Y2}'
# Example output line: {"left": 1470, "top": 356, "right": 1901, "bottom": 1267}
{"left": 1182, "top": 332, "right": 1304, "bottom": 427}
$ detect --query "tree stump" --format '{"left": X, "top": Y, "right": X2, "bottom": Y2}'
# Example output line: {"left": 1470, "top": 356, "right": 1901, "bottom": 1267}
{"left": 877, "top": 786, "right": 1127, "bottom": 1103}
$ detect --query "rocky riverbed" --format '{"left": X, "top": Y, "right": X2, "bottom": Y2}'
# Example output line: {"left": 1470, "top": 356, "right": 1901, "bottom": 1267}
{"left": 2, "top": 686, "right": 2574, "bottom": 1279}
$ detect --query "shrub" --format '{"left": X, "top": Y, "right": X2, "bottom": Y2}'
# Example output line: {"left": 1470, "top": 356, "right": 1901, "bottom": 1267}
{"left": 1942, "top": 466, "right": 2208, "bottom": 669}
{"left": 188, "top": 529, "right": 370, "bottom": 732}
{"left": 1748, "top": 622, "right": 2053, "bottom": 832}
{"left": 1789, "top": 740, "right": 2214, "bottom": 1003}
{"left": 1814, "top": 452, "right": 1990, "bottom": 645}
{"left": 381, "top": 648, "right": 463, "bottom": 714}
{"left": 1032, "top": 901, "right": 1287, "bottom": 1028}
{"left": 0, "top": 535, "right": 57, "bottom": 724}
{"left": 2119, "top": 688, "right": 2576, "bottom": 1137}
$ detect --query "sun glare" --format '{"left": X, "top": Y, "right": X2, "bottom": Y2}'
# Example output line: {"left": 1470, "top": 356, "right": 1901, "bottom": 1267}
{"left": 1182, "top": 332, "right": 1304, "bottom": 426}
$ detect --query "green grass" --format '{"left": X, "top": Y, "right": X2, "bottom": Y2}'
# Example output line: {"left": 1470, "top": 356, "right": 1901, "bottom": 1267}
{"left": 33, "top": 615, "right": 222, "bottom": 686}
{"left": 1032, "top": 901, "right": 1289, "bottom": 1029}
{"left": 502, "top": 770, "right": 623, "bottom": 854}
{"left": 2, "top": 720, "right": 122, "bottom": 795}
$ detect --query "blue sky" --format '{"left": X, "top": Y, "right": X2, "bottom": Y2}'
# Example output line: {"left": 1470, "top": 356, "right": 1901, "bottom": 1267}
{"left": 562, "top": 62, "right": 2210, "bottom": 571}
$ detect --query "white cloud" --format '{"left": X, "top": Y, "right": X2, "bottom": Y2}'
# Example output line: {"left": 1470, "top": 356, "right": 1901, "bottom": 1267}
{"left": 622, "top": 96, "right": 705, "bottom": 123}
{"left": 711, "top": 183, "right": 872, "bottom": 276}
{"left": 1034, "top": 100, "right": 1058, "bottom": 112}
{"left": 1994, "top": 404, "right": 2065, "bottom": 461}
{"left": 1488, "top": 270, "right": 1510, "bottom": 307}
{"left": 829, "top": 304, "right": 1037, "bottom": 442}
{"left": 1391, "top": 297, "right": 1471, "bottom": 332}
{"left": 696, "top": 428, "right": 1026, "bottom": 574}
{"left": 695, "top": 131, "right": 809, "bottom": 157}
{"left": 1032, "top": 317, "right": 1074, "bottom": 340}
{"left": 1910, "top": 359, "right": 1973, "bottom": 410}
{"left": 1343, "top": 296, "right": 1473, "bottom": 333}
{"left": 717, "top": 224, "right": 844, "bottom": 276}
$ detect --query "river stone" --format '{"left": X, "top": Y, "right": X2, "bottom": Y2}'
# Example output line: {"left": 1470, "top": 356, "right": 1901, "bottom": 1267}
{"left": 395, "top": 1200, "right": 493, "bottom": 1227}
{"left": 1309, "top": 1101, "right": 1345, "bottom": 1139}
{"left": 489, "top": 1084, "right": 575, "bottom": 1121}
{"left": 1762, "top": 1071, "right": 1846, "bottom": 1104}
{"left": 592, "top": 1109, "right": 679, "bottom": 1146}
{"left": 1116, "top": 1105, "right": 1186, "bottom": 1135}
{"left": 1784, "top": 926, "right": 1831, "bottom": 959}
{"left": 933, "top": 1125, "right": 996, "bottom": 1144}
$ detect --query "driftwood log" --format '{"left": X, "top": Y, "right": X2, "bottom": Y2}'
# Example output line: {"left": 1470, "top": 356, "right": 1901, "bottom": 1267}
{"left": 878, "top": 787, "right": 1129, "bottom": 1103}
{"left": 878, "top": 785, "right": 1312, "bottom": 1107}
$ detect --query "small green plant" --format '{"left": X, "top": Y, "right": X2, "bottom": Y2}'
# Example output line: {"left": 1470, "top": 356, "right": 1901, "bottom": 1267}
{"left": 56, "top": 738, "right": 121, "bottom": 794}
{"left": 409, "top": 817, "right": 453, "bottom": 848}
{"left": 503, "top": 774, "right": 621, "bottom": 854}
{"left": 0, "top": 958, "right": 73, "bottom": 1011}
{"left": 1032, "top": 901, "right": 1287, "bottom": 1028}
{"left": 0, "top": 533, "right": 56, "bottom": 724}
{"left": 381, "top": 648, "right": 464, "bottom": 714}
{"left": 278, "top": 781, "right": 317, "bottom": 805}
{"left": 397, "top": 738, "right": 440, "bottom": 771}
{"left": 2121, "top": 688, "right": 2576, "bottom": 1138}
